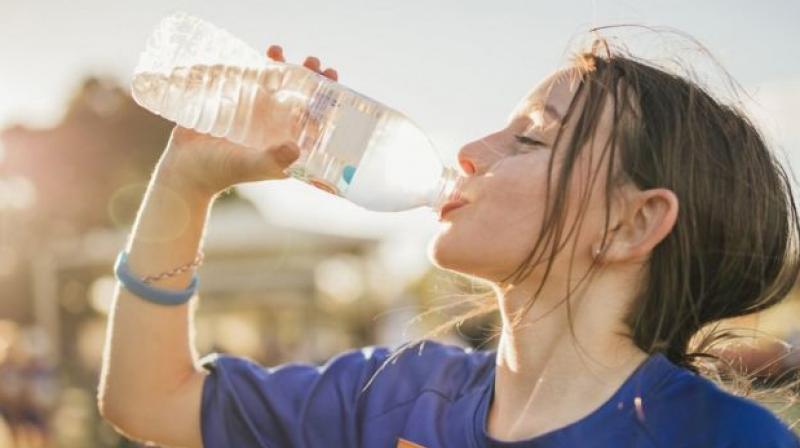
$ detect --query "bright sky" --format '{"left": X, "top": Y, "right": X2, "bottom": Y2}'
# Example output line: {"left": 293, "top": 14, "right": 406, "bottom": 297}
{"left": 3, "top": 0, "right": 799, "bottom": 248}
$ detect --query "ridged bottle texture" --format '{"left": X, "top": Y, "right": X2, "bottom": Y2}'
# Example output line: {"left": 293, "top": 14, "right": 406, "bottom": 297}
{"left": 132, "top": 12, "right": 459, "bottom": 212}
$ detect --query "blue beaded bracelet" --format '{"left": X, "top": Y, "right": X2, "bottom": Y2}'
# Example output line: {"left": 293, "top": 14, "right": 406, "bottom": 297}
{"left": 114, "top": 251, "right": 198, "bottom": 306}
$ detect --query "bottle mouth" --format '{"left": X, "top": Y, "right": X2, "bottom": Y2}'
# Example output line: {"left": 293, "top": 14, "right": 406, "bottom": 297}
{"left": 430, "top": 166, "right": 463, "bottom": 211}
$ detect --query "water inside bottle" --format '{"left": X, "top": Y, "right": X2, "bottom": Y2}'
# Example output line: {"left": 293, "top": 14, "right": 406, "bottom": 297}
{"left": 292, "top": 83, "right": 445, "bottom": 212}
{"left": 132, "top": 64, "right": 302, "bottom": 150}
{"left": 132, "top": 63, "right": 448, "bottom": 212}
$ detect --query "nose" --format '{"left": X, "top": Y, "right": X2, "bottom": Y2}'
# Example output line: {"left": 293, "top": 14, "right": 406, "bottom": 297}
{"left": 456, "top": 135, "right": 499, "bottom": 176}
{"left": 459, "top": 158, "right": 476, "bottom": 175}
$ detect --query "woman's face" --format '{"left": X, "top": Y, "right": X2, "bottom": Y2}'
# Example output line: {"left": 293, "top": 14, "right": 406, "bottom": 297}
{"left": 428, "top": 68, "right": 617, "bottom": 286}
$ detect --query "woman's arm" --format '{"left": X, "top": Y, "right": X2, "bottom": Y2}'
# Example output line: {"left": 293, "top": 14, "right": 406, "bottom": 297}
{"left": 97, "top": 165, "right": 214, "bottom": 448}
{"left": 97, "top": 121, "right": 302, "bottom": 447}
{"left": 96, "top": 47, "right": 338, "bottom": 447}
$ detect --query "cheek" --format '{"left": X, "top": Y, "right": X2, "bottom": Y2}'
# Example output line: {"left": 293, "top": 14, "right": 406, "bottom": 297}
{"left": 429, "top": 212, "right": 533, "bottom": 278}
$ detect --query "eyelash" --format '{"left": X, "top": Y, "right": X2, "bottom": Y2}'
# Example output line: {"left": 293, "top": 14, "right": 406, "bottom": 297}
{"left": 513, "top": 135, "right": 547, "bottom": 148}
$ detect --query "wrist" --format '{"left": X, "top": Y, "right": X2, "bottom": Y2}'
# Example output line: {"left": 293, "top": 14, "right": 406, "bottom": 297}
{"left": 150, "top": 168, "right": 218, "bottom": 206}
{"left": 128, "top": 174, "right": 213, "bottom": 251}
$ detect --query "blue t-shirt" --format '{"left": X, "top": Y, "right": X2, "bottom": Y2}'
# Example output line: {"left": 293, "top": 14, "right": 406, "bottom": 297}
{"left": 199, "top": 340, "right": 799, "bottom": 447}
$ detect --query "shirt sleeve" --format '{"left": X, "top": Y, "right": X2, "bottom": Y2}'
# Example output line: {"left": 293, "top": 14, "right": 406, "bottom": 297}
{"left": 199, "top": 346, "right": 391, "bottom": 448}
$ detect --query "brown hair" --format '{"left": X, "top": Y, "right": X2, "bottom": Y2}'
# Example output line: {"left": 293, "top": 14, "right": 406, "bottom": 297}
{"left": 367, "top": 31, "right": 800, "bottom": 424}
{"left": 561, "top": 41, "right": 799, "bottom": 370}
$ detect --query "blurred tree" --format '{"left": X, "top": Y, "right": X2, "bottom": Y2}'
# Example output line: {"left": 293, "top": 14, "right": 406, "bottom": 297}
{"left": 1, "top": 76, "right": 172, "bottom": 234}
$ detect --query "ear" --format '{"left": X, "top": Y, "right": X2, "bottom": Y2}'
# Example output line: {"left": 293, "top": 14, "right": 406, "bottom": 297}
{"left": 598, "top": 188, "right": 679, "bottom": 263}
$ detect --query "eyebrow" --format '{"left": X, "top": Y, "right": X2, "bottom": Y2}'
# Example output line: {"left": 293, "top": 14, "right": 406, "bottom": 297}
{"left": 511, "top": 101, "right": 564, "bottom": 127}
{"left": 508, "top": 99, "right": 566, "bottom": 129}
{"left": 535, "top": 102, "right": 564, "bottom": 122}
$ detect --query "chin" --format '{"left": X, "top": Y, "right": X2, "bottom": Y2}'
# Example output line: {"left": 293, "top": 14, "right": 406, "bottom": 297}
{"left": 427, "top": 230, "right": 486, "bottom": 276}
{"left": 427, "top": 229, "right": 461, "bottom": 271}
{"left": 427, "top": 231, "right": 526, "bottom": 285}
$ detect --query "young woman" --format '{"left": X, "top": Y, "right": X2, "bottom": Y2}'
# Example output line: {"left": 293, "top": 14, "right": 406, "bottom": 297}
{"left": 98, "top": 40, "right": 800, "bottom": 447}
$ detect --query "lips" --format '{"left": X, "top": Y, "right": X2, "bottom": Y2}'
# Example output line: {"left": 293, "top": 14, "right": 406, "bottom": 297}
{"left": 439, "top": 198, "right": 469, "bottom": 220}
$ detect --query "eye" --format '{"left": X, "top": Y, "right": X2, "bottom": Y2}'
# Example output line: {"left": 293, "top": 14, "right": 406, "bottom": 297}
{"left": 513, "top": 135, "right": 547, "bottom": 148}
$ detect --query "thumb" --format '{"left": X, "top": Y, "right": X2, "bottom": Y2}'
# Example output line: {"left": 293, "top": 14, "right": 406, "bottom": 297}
{"left": 257, "top": 142, "right": 301, "bottom": 180}
{"left": 271, "top": 142, "right": 301, "bottom": 167}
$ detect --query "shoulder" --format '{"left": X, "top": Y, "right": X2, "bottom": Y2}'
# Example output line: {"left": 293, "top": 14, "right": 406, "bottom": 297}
{"left": 645, "top": 365, "right": 799, "bottom": 447}
{"left": 198, "top": 340, "right": 494, "bottom": 447}
{"left": 341, "top": 339, "right": 495, "bottom": 422}
{"left": 359, "top": 339, "right": 494, "bottom": 398}
{"left": 708, "top": 386, "right": 798, "bottom": 447}
{"left": 201, "top": 338, "right": 494, "bottom": 404}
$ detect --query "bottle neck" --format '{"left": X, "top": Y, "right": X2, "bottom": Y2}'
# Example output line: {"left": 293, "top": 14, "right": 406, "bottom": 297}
{"left": 428, "top": 166, "right": 461, "bottom": 211}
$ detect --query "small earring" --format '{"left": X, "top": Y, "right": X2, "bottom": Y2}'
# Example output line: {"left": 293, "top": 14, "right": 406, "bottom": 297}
{"left": 593, "top": 247, "right": 601, "bottom": 259}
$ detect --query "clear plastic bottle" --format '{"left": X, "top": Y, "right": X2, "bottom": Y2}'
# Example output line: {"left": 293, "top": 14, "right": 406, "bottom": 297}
{"left": 131, "top": 12, "right": 460, "bottom": 212}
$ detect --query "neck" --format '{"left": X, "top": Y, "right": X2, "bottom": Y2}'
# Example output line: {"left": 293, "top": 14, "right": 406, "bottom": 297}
{"left": 486, "top": 269, "right": 649, "bottom": 441}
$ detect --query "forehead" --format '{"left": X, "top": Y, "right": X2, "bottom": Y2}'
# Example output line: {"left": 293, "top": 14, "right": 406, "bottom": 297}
{"left": 508, "top": 68, "right": 582, "bottom": 125}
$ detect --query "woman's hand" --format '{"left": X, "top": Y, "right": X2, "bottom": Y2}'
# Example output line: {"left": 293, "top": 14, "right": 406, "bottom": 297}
{"left": 153, "top": 45, "right": 339, "bottom": 199}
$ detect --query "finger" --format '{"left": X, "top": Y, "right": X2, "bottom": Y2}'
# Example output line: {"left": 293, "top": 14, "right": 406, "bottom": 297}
{"left": 321, "top": 68, "right": 338, "bottom": 81}
{"left": 238, "top": 143, "right": 301, "bottom": 182}
{"left": 265, "top": 143, "right": 301, "bottom": 180}
{"left": 266, "top": 45, "right": 285, "bottom": 62}
{"left": 303, "top": 56, "right": 321, "bottom": 73}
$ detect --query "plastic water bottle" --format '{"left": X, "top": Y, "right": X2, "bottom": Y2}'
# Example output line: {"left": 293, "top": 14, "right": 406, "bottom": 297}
{"left": 131, "top": 12, "right": 461, "bottom": 212}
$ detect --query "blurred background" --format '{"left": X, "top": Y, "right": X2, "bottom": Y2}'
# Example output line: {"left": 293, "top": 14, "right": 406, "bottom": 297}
{"left": 1, "top": 0, "right": 798, "bottom": 446}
